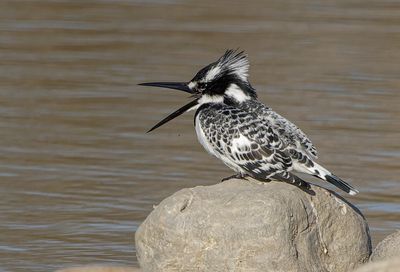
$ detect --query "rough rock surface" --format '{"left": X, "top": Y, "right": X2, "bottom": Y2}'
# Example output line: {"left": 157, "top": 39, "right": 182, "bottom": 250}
{"left": 353, "top": 258, "right": 400, "bottom": 272}
{"left": 135, "top": 179, "right": 371, "bottom": 272}
{"left": 56, "top": 265, "right": 141, "bottom": 272}
{"left": 370, "top": 230, "right": 400, "bottom": 262}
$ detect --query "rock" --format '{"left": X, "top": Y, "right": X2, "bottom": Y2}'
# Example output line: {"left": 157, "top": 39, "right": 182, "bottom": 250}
{"left": 135, "top": 179, "right": 371, "bottom": 272}
{"left": 353, "top": 258, "right": 400, "bottom": 272}
{"left": 370, "top": 230, "right": 400, "bottom": 262}
{"left": 56, "top": 265, "right": 141, "bottom": 272}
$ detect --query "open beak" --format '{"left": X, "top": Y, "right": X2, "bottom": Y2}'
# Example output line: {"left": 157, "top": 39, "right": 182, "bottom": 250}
{"left": 147, "top": 99, "right": 199, "bottom": 132}
{"left": 139, "top": 81, "right": 197, "bottom": 132}
{"left": 138, "top": 82, "right": 193, "bottom": 94}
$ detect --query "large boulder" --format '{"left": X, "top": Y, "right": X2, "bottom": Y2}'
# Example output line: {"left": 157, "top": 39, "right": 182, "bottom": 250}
{"left": 353, "top": 258, "right": 400, "bottom": 272}
{"left": 135, "top": 179, "right": 371, "bottom": 272}
{"left": 370, "top": 230, "right": 400, "bottom": 262}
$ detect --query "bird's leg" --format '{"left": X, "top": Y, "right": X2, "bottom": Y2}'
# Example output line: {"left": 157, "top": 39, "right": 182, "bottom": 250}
{"left": 221, "top": 173, "right": 249, "bottom": 182}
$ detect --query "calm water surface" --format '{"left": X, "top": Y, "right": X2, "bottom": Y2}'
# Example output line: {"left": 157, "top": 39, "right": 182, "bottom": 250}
{"left": 0, "top": 1, "right": 399, "bottom": 271}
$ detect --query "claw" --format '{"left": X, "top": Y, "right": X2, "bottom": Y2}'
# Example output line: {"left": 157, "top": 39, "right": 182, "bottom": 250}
{"left": 221, "top": 173, "right": 249, "bottom": 182}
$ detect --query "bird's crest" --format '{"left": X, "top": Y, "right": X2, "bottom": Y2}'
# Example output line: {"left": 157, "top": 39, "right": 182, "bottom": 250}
{"left": 205, "top": 50, "right": 250, "bottom": 82}
{"left": 218, "top": 49, "right": 249, "bottom": 78}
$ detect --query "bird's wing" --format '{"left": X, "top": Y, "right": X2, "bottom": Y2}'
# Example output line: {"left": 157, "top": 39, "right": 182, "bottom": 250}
{"left": 198, "top": 105, "right": 293, "bottom": 180}
{"left": 243, "top": 100, "right": 318, "bottom": 159}
{"left": 228, "top": 124, "right": 293, "bottom": 180}
{"left": 265, "top": 110, "right": 318, "bottom": 159}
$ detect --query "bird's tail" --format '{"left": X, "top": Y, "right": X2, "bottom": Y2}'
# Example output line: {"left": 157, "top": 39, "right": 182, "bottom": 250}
{"left": 311, "top": 162, "right": 359, "bottom": 195}
{"left": 271, "top": 171, "right": 311, "bottom": 191}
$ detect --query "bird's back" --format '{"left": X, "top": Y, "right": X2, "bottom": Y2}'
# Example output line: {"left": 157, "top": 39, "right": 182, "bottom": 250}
{"left": 238, "top": 99, "right": 318, "bottom": 159}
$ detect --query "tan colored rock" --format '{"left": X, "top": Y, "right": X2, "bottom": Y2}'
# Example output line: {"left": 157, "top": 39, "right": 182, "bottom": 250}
{"left": 370, "top": 230, "right": 400, "bottom": 262}
{"left": 135, "top": 179, "right": 371, "bottom": 272}
{"left": 353, "top": 258, "right": 400, "bottom": 272}
{"left": 56, "top": 265, "right": 141, "bottom": 272}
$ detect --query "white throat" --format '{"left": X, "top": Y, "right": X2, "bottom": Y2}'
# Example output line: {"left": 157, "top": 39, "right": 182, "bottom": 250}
{"left": 225, "top": 83, "right": 251, "bottom": 102}
{"left": 187, "top": 94, "right": 224, "bottom": 112}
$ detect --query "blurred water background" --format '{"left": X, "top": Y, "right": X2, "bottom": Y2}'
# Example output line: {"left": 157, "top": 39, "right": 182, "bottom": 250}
{"left": 0, "top": 0, "right": 399, "bottom": 271}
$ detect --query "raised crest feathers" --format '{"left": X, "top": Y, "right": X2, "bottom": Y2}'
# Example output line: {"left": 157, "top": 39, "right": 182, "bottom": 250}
{"left": 216, "top": 49, "right": 250, "bottom": 80}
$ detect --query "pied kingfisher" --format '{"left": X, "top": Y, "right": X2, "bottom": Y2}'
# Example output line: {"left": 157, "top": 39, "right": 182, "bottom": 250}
{"left": 140, "top": 50, "right": 358, "bottom": 195}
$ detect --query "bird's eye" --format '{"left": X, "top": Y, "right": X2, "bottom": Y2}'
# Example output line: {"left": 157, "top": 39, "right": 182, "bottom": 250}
{"left": 198, "top": 82, "right": 207, "bottom": 89}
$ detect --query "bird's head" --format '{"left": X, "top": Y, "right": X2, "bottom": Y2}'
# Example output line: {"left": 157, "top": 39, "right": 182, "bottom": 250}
{"left": 140, "top": 50, "right": 257, "bottom": 132}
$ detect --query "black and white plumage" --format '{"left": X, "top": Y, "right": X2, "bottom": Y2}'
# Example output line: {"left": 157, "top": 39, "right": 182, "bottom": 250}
{"left": 140, "top": 50, "right": 358, "bottom": 195}
{"left": 195, "top": 103, "right": 309, "bottom": 189}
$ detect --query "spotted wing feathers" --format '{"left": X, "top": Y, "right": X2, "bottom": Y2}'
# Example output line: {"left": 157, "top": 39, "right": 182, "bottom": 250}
{"left": 197, "top": 104, "right": 308, "bottom": 188}
{"left": 240, "top": 100, "right": 318, "bottom": 159}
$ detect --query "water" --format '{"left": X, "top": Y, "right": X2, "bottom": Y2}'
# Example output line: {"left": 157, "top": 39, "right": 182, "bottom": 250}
{"left": 0, "top": 0, "right": 399, "bottom": 271}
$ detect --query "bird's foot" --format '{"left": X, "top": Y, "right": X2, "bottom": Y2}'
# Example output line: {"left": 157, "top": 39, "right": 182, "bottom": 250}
{"left": 221, "top": 173, "right": 249, "bottom": 182}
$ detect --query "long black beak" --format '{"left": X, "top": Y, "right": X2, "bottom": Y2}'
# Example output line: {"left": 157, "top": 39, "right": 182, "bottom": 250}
{"left": 147, "top": 99, "right": 199, "bottom": 133}
{"left": 139, "top": 82, "right": 193, "bottom": 94}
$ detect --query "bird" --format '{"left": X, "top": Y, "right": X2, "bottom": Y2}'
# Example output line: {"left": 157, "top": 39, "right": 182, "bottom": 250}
{"left": 139, "top": 49, "right": 358, "bottom": 195}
